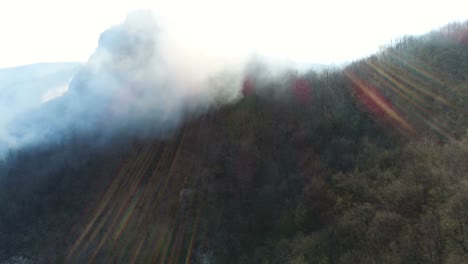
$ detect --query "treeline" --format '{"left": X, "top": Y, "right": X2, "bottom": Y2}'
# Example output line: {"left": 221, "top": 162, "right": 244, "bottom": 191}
{"left": 0, "top": 21, "right": 467, "bottom": 263}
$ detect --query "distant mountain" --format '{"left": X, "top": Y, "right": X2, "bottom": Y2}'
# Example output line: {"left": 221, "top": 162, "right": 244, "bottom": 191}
{"left": 0, "top": 62, "right": 82, "bottom": 125}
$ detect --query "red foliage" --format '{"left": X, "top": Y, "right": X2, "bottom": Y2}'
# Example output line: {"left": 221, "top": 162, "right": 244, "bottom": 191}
{"left": 353, "top": 80, "right": 394, "bottom": 119}
{"left": 242, "top": 77, "right": 254, "bottom": 97}
{"left": 292, "top": 78, "right": 312, "bottom": 102}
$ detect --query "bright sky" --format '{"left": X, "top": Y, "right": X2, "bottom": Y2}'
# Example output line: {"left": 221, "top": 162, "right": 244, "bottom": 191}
{"left": 1, "top": 0, "right": 468, "bottom": 68}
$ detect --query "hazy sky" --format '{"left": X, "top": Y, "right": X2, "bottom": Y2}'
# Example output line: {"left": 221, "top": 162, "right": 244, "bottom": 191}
{"left": 1, "top": 0, "right": 468, "bottom": 68}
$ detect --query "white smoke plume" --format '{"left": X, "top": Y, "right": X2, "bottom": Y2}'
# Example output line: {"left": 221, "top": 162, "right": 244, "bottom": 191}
{"left": 0, "top": 10, "right": 248, "bottom": 157}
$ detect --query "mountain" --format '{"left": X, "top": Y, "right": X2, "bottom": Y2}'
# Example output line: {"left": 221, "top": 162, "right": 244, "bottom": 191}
{"left": 0, "top": 62, "right": 81, "bottom": 129}
{"left": 0, "top": 20, "right": 467, "bottom": 264}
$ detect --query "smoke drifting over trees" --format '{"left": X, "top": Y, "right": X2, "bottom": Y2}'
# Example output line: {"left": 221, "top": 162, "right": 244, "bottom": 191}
{"left": 0, "top": 11, "right": 248, "bottom": 157}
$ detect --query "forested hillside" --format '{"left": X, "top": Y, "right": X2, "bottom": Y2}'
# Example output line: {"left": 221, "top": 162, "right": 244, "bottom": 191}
{"left": 0, "top": 21, "right": 467, "bottom": 264}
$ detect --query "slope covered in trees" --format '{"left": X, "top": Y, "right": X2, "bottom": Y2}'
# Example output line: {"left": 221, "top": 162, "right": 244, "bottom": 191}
{"left": 0, "top": 21, "right": 467, "bottom": 264}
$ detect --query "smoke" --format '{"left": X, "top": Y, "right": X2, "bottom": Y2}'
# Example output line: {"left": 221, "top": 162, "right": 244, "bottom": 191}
{"left": 0, "top": 10, "right": 250, "bottom": 157}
